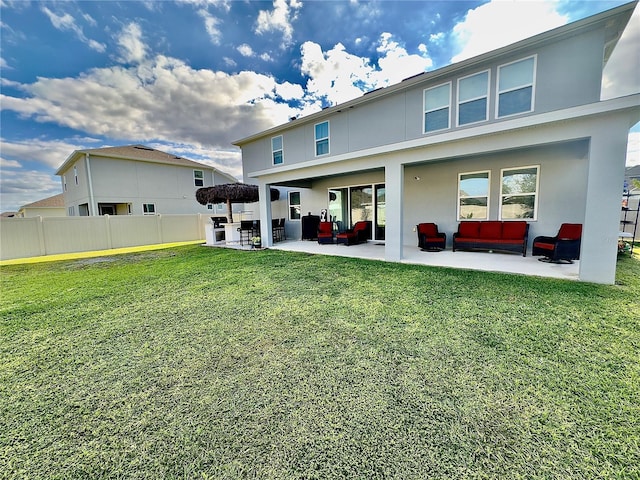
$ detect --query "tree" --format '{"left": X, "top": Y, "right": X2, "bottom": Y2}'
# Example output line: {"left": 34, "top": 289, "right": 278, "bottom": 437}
{"left": 195, "top": 183, "right": 280, "bottom": 223}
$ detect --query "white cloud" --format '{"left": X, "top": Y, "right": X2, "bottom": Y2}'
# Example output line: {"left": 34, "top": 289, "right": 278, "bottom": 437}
{"left": 41, "top": 6, "right": 106, "bottom": 53}
{"left": 197, "top": 8, "right": 222, "bottom": 44}
{"left": 0, "top": 138, "right": 89, "bottom": 169}
{"left": 300, "top": 33, "right": 432, "bottom": 106}
{"left": 0, "top": 168, "right": 63, "bottom": 212}
{"left": 0, "top": 53, "right": 303, "bottom": 154}
{"left": 117, "top": 22, "right": 147, "bottom": 64}
{"left": 237, "top": 44, "right": 254, "bottom": 57}
{"left": 255, "top": 0, "right": 302, "bottom": 45}
{"left": 0, "top": 157, "right": 20, "bottom": 168}
{"left": 451, "top": 0, "right": 567, "bottom": 63}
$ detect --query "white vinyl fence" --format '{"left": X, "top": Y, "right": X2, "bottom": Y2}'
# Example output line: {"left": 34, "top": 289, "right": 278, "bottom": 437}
{"left": 0, "top": 214, "right": 207, "bottom": 261}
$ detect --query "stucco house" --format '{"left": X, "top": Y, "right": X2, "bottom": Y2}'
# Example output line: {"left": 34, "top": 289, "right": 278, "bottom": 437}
{"left": 17, "top": 193, "right": 66, "bottom": 218}
{"left": 55, "top": 145, "right": 237, "bottom": 217}
{"left": 235, "top": 2, "right": 639, "bottom": 284}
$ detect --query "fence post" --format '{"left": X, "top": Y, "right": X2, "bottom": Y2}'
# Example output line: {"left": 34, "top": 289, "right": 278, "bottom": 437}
{"left": 156, "top": 214, "right": 163, "bottom": 244}
{"left": 105, "top": 214, "right": 113, "bottom": 249}
{"left": 36, "top": 216, "right": 46, "bottom": 256}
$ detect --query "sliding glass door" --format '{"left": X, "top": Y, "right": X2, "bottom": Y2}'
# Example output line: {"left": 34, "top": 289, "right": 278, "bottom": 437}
{"left": 328, "top": 183, "right": 385, "bottom": 241}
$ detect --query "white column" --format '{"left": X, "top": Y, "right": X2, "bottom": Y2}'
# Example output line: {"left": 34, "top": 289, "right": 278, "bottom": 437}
{"left": 385, "top": 162, "right": 404, "bottom": 262}
{"left": 258, "top": 181, "right": 273, "bottom": 248}
{"left": 579, "top": 120, "right": 629, "bottom": 284}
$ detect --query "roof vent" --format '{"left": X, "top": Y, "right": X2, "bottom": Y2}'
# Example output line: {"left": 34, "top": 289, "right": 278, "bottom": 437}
{"left": 133, "top": 145, "right": 154, "bottom": 151}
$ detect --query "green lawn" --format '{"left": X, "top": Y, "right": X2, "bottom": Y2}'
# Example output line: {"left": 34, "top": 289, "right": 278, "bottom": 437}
{"left": 1, "top": 246, "right": 638, "bottom": 479}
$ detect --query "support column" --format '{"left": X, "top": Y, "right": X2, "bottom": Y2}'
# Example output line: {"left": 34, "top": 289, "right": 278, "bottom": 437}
{"left": 258, "top": 181, "right": 273, "bottom": 248}
{"left": 385, "top": 162, "right": 404, "bottom": 262}
{"left": 580, "top": 119, "right": 629, "bottom": 284}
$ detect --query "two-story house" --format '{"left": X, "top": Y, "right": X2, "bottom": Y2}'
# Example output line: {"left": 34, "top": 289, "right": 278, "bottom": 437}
{"left": 234, "top": 2, "right": 639, "bottom": 284}
{"left": 55, "top": 145, "right": 237, "bottom": 217}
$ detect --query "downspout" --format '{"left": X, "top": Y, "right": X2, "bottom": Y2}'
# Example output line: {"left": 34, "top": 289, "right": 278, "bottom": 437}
{"left": 85, "top": 153, "right": 96, "bottom": 216}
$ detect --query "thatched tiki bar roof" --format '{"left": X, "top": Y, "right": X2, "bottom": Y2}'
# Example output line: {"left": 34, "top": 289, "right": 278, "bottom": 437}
{"left": 195, "top": 183, "right": 280, "bottom": 223}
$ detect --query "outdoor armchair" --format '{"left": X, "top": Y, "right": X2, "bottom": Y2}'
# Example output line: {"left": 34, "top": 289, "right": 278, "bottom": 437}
{"left": 417, "top": 223, "right": 446, "bottom": 251}
{"left": 532, "top": 223, "right": 582, "bottom": 263}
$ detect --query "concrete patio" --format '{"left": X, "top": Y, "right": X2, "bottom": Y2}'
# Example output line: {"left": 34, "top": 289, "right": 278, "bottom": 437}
{"left": 266, "top": 240, "right": 580, "bottom": 281}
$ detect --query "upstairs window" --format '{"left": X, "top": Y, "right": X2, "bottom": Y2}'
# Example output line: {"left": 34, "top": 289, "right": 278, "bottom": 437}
{"left": 194, "top": 170, "right": 204, "bottom": 187}
{"left": 288, "top": 191, "right": 301, "bottom": 220}
{"left": 73, "top": 166, "right": 79, "bottom": 185}
{"left": 63, "top": 175, "right": 67, "bottom": 191}
{"left": 458, "top": 171, "right": 490, "bottom": 220}
{"left": 424, "top": 83, "right": 451, "bottom": 133}
{"left": 272, "top": 135, "right": 284, "bottom": 165}
{"left": 458, "top": 70, "right": 489, "bottom": 126}
{"left": 497, "top": 56, "right": 536, "bottom": 118}
{"left": 315, "top": 122, "right": 329, "bottom": 156}
{"left": 500, "top": 166, "right": 539, "bottom": 220}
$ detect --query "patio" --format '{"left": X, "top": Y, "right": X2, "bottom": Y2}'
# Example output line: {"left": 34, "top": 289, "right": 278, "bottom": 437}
{"left": 267, "top": 240, "right": 580, "bottom": 281}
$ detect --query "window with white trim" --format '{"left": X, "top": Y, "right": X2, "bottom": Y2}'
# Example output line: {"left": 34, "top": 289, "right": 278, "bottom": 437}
{"left": 458, "top": 171, "right": 490, "bottom": 220}
{"left": 458, "top": 70, "right": 489, "bottom": 126}
{"left": 63, "top": 175, "right": 67, "bottom": 191}
{"left": 424, "top": 82, "right": 451, "bottom": 133}
{"left": 500, "top": 166, "right": 539, "bottom": 220}
{"left": 288, "top": 191, "right": 301, "bottom": 220}
{"left": 194, "top": 170, "right": 204, "bottom": 187}
{"left": 143, "top": 203, "right": 156, "bottom": 215}
{"left": 272, "top": 135, "right": 284, "bottom": 165}
{"left": 73, "top": 166, "right": 79, "bottom": 185}
{"left": 68, "top": 206, "right": 75, "bottom": 216}
{"left": 497, "top": 56, "right": 536, "bottom": 118}
{"left": 315, "top": 122, "right": 329, "bottom": 156}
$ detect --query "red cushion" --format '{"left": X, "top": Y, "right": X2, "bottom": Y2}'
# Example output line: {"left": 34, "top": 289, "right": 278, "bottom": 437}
{"left": 318, "top": 222, "right": 332, "bottom": 234}
{"left": 502, "top": 221, "right": 527, "bottom": 240}
{"left": 479, "top": 221, "right": 502, "bottom": 239}
{"left": 418, "top": 223, "right": 438, "bottom": 237}
{"left": 534, "top": 242, "right": 555, "bottom": 250}
{"left": 458, "top": 222, "right": 479, "bottom": 238}
{"left": 557, "top": 223, "right": 582, "bottom": 240}
{"left": 353, "top": 221, "right": 369, "bottom": 233}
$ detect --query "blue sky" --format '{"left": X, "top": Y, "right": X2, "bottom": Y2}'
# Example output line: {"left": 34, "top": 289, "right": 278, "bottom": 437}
{"left": 1, "top": 0, "right": 638, "bottom": 212}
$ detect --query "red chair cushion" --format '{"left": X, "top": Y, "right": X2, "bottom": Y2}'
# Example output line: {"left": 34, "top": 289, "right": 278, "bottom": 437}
{"left": 479, "top": 221, "right": 502, "bottom": 239}
{"left": 557, "top": 223, "right": 582, "bottom": 240}
{"left": 353, "top": 222, "right": 368, "bottom": 233}
{"left": 502, "top": 221, "right": 527, "bottom": 240}
{"left": 458, "top": 222, "right": 479, "bottom": 238}
{"left": 418, "top": 223, "right": 438, "bottom": 237}
{"left": 533, "top": 241, "right": 555, "bottom": 251}
{"left": 318, "top": 222, "right": 332, "bottom": 234}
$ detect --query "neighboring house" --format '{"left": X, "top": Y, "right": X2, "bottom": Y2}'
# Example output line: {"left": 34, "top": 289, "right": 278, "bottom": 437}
{"left": 17, "top": 193, "right": 66, "bottom": 218}
{"left": 0, "top": 212, "right": 18, "bottom": 218}
{"left": 235, "top": 2, "right": 639, "bottom": 284}
{"left": 55, "top": 145, "right": 237, "bottom": 216}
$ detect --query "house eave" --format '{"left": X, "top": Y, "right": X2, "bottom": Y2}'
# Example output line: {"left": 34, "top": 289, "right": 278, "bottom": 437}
{"left": 247, "top": 94, "right": 640, "bottom": 180}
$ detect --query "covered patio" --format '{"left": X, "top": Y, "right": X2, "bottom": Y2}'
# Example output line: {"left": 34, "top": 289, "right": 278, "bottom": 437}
{"left": 268, "top": 239, "right": 580, "bottom": 281}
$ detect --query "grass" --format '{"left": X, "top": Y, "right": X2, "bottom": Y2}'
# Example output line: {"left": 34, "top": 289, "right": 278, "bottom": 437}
{"left": 1, "top": 246, "right": 638, "bottom": 479}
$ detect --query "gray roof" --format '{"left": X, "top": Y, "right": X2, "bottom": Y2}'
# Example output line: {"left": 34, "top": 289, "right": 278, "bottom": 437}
{"left": 56, "top": 144, "right": 237, "bottom": 182}
{"left": 20, "top": 193, "right": 65, "bottom": 209}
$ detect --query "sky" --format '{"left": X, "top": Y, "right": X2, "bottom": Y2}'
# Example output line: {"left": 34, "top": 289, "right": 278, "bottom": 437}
{"left": 1, "top": 0, "right": 639, "bottom": 213}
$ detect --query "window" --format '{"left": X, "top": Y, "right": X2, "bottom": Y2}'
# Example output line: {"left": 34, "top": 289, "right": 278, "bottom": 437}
{"left": 68, "top": 206, "right": 75, "bottom": 216}
{"left": 288, "top": 191, "right": 301, "bottom": 220}
{"left": 497, "top": 56, "right": 536, "bottom": 118}
{"left": 143, "top": 203, "right": 156, "bottom": 215}
{"left": 63, "top": 175, "right": 67, "bottom": 192}
{"left": 315, "top": 121, "right": 329, "bottom": 156}
{"left": 458, "top": 70, "right": 489, "bottom": 126}
{"left": 458, "top": 171, "right": 490, "bottom": 220}
{"left": 73, "top": 166, "right": 78, "bottom": 185}
{"left": 272, "top": 136, "right": 284, "bottom": 165}
{"left": 194, "top": 170, "right": 204, "bottom": 187}
{"left": 424, "top": 83, "right": 451, "bottom": 133}
{"left": 500, "top": 166, "right": 539, "bottom": 220}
